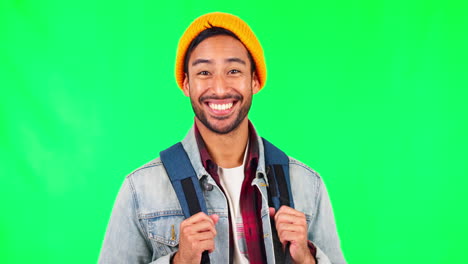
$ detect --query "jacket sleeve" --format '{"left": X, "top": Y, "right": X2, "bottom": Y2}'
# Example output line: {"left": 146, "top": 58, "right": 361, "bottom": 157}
{"left": 310, "top": 179, "right": 347, "bottom": 264}
{"left": 98, "top": 176, "right": 171, "bottom": 264}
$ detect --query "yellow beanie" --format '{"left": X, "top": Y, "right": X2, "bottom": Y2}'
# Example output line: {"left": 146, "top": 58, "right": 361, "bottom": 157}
{"left": 175, "top": 12, "right": 266, "bottom": 90}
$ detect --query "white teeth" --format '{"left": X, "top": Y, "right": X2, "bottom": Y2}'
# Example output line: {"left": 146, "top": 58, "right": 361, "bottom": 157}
{"left": 208, "top": 103, "right": 233, "bottom": 111}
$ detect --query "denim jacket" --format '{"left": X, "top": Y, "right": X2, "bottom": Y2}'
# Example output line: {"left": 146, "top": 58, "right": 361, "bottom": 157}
{"left": 99, "top": 125, "right": 346, "bottom": 264}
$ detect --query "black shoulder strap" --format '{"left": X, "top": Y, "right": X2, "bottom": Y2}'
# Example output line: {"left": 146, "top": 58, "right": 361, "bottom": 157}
{"left": 160, "top": 142, "right": 210, "bottom": 264}
{"left": 160, "top": 142, "right": 208, "bottom": 218}
{"left": 262, "top": 138, "right": 294, "bottom": 264}
{"left": 262, "top": 138, "right": 295, "bottom": 210}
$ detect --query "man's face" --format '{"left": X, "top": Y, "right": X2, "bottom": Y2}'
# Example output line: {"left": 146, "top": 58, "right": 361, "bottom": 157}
{"left": 183, "top": 35, "right": 260, "bottom": 134}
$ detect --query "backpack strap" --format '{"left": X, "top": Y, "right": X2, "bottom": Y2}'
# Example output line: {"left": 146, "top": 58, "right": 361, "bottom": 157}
{"left": 160, "top": 142, "right": 210, "bottom": 264}
{"left": 262, "top": 138, "right": 294, "bottom": 264}
{"left": 262, "top": 138, "right": 295, "bottom": 210}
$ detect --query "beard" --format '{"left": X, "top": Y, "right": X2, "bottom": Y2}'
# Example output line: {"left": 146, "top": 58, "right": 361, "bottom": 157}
{"left": 190, "top": 90, "right": 253, "bottom": 135}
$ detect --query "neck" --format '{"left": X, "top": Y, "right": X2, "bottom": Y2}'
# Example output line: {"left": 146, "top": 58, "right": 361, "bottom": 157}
{"left": 196, "top": 118, "right": 249, "bottom": 168}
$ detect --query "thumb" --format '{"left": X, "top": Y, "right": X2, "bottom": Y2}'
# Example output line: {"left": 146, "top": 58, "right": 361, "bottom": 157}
{"left": 210, "top": 214, "right": 219, "bottom": 225}
{"left": 269, "top": 207, "right": 276, "bottom": 218}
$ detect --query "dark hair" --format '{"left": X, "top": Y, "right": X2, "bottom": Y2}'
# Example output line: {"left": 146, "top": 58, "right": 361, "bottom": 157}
{"left": 183, "top": 26, "right": 256, "bottom": 74}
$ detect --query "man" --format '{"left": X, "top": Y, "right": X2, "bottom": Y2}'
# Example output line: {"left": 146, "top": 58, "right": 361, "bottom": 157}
{"left": 99, "top": 12, "right": 346, "bottom": 264}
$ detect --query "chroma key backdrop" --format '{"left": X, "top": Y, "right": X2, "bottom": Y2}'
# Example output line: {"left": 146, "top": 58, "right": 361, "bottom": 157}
{"left": 1, "top": 0, "right": 467, "bottom": 263}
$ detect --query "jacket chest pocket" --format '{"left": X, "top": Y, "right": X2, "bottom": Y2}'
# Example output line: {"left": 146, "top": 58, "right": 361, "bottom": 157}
{"left": 146, "top": 211, "right": 185, "bottom": 257}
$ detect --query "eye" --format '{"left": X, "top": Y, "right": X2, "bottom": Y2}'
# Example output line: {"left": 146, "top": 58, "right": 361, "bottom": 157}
{"left": 228, "top": 69, "right": 241, "bottom": 74}
{"left": 197, "top": 71, "right": 210, "bottom": 76}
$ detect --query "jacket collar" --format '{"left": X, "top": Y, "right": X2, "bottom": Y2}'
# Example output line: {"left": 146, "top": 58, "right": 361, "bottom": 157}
{"left": 181, "top": 120, "right": 267, "bottom": 181}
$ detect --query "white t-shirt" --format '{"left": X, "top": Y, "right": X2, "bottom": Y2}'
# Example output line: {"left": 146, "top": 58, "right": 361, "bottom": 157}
{"left": 217, "top": 143, "right": 250, "bottom": 264}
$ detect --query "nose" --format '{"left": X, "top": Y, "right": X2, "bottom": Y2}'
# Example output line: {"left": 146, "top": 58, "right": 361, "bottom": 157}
{"left": 211, "top": 74, "right": 229, "bottom": 95}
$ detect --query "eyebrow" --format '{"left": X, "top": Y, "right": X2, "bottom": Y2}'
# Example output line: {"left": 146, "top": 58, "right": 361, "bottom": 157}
{"left": 192, "top": 59, "right": 212, "bottom": 66}
{"left": 191, "top": 57, "right": 247, "bottom": 67}
{"left": 225, "top": 57, "right": 246, "bottom": 65}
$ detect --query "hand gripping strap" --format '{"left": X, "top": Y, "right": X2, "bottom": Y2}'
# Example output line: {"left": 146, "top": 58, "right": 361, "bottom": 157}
{"left": 160, "top": 142, "right": 210, "bottom": 264}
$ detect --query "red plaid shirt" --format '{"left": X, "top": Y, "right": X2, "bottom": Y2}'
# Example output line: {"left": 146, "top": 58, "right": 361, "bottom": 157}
{"left": 194, "top": 121, "right": 267, "bottom": 263}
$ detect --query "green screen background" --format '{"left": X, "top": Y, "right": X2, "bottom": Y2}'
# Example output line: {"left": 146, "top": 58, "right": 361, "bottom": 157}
{"left": 1, "top": 0, "right": 467, "bottom": 263}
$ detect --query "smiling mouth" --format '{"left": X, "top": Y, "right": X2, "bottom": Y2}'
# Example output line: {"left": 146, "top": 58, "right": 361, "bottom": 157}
{"left": 200, "top": 94, "right": 242, "bottom": 115}
{"left": 208, "top": 102, "right": 234, "bottom": 111}
{"left": 203, "top": 100, "right": 239, "bottom": 116}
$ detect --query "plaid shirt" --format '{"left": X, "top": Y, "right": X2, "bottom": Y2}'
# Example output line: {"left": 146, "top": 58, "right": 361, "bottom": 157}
{"left": 194, "top": 121, "right": 267, "bottom": 263}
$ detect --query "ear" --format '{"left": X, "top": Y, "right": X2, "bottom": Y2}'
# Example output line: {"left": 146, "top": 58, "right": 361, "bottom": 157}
{"left": 182, "top": 73, "right": 190, "bottom": 97}
{"left": 252, "top": 72, "right": 260, "bottom": 94}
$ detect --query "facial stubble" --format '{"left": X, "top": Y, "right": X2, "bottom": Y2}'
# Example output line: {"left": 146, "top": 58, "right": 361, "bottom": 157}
{"left": 189, "top": 88, "right": 253, "bottom": 135}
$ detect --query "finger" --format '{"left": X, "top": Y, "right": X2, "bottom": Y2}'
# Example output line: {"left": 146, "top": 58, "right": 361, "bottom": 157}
{"left": 275, "top": 207, "right": 306, "bottom": 224}
{"left": 184, "top": 238, "right": 215, "bottom": 256}
{"left": 195, "top": 239, "right": 216, "bottom": 254}
{"left": 276, "top": 221, "right": 306, "bottom": 245}
{"left": 182, "top": 212, "right": 213, "bottom": 225}
{"left": 190, "top": 229, "right": 217, "bottom": 242}
{"left": 277, "top": 222, "right": 306, "bottom": 235}
{"left": 181, "top": 214, "right": 216, "bottom": 234}
{"left": 277, "top": 206, "right": 305, "bottom": 218}
{"left": 209, "top": 214, "right": 219, "bottom": 225}
{"left": 275, "top": 212, "right": 307, "bottom": 226}
{"left": 278, "top": 230, "right": 307, "bottom": 246}
{"left": 181, "top": 221, "right": 217, "bottom": 237}
{"left": 269, "top": 207, "right": 276, "bottom": 218}
{"left": 192, "top": 220, "right": 217, "bottom": 233}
